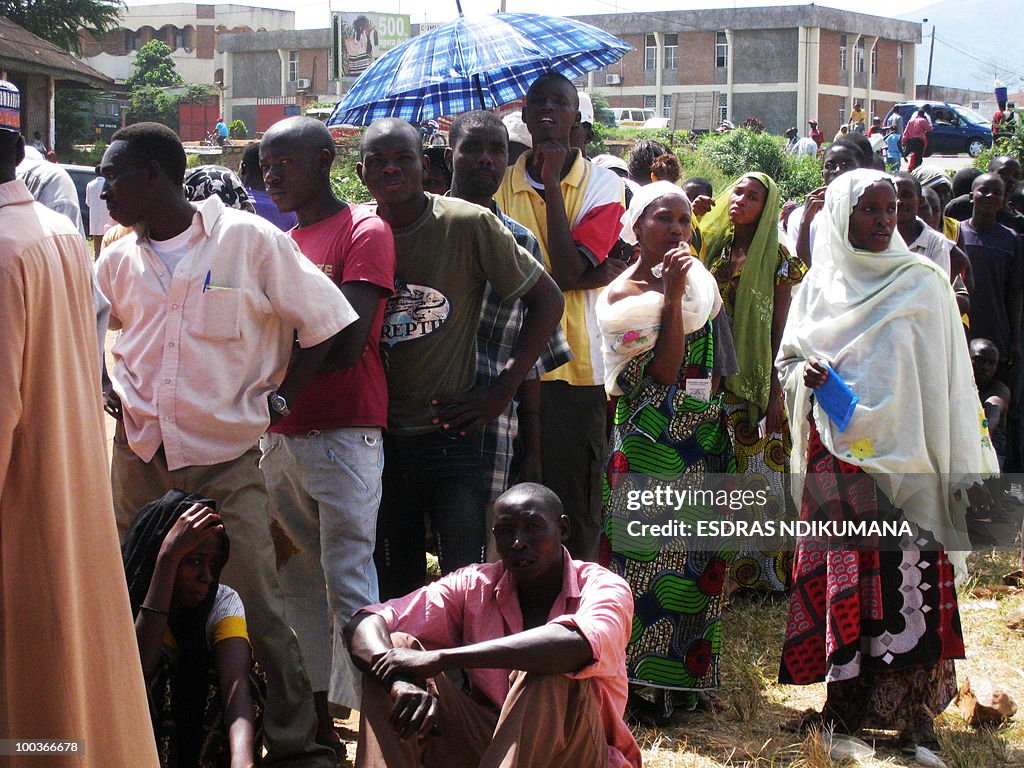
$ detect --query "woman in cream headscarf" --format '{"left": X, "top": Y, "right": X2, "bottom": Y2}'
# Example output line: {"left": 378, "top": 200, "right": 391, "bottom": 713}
{"left": 598, "top": 181, "right": 735, "bottom": 722}
{"left": 699, "top": 172, "right": 806, "bottom": 594}
{"left": 776, "top": 168, "right": 997, "bottom": 752}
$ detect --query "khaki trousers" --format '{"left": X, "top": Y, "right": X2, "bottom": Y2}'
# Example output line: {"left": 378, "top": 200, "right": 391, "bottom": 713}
{"left": 356, "top": 633, "right": 608, "bottom": 768}
{"left": 111, "top": 428, "right": 335, "bottom": 767}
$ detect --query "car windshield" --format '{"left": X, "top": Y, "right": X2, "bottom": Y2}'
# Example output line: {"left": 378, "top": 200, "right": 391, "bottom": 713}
{"left": 954, "top": 105, "right": 991, "bottom": 127}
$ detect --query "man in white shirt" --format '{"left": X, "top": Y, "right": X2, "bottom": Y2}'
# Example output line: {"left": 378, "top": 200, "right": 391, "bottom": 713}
{"left": 95, "top": 121, "right": 355, "bottom": 767}
{"left": 86, "top": 173, "right": 113, "bottom": 253}
{"left": 16, "top": 144, "right": 84, "bottom": 235}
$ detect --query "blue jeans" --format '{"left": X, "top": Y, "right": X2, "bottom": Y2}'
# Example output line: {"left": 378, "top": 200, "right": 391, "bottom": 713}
{"left": 375, "top": 430, "right": 490, "bottom": 600}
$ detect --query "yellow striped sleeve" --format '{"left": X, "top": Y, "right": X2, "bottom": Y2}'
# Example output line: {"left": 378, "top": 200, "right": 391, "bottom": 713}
{"left": 212, "top": 616, "right": 248, "bottom": 645}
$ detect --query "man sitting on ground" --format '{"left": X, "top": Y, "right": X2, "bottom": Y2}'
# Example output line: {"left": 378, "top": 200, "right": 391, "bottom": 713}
{"left": 344, "top": 482, "right": 641, "bottom": 768}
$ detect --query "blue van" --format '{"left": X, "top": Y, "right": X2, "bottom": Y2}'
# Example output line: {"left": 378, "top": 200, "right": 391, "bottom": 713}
{"left": 884, "top": 101, "right": 992, "bottom": 157}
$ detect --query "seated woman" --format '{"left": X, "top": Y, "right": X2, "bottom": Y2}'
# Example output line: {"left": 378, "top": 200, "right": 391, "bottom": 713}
{"left": 598, "top": 181, "right": 736, "bottom": 722}
{"left": 122, "top": 489, "right": 265, "bottom": 768}
{"left": 776, "top": 169, "right": 998, "bottom": 753}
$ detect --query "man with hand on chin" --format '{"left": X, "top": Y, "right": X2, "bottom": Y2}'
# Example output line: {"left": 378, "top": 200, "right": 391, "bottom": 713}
{"left": 494, "top": 73, "right": 626, "bottom": 563}
{"left": 344, "top": 483, "right": 640, "bottom": 768}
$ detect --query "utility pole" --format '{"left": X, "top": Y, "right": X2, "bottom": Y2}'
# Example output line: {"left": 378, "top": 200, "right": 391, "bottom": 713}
{"left": 925, "top": 23, "right": 935, "bottom": 101}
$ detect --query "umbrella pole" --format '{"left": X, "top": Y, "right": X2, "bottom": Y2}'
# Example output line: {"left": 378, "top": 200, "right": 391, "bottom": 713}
{"left": 474, "top": 74, "right": 486, "bottom": 110}
{"left": 455, "top": 0, "right": 463, "bottom": 15}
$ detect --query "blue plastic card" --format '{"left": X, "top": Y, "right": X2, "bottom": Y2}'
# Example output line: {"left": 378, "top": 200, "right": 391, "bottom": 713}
{"left": 816, "top": 362, "right": 858, "bottom": 432}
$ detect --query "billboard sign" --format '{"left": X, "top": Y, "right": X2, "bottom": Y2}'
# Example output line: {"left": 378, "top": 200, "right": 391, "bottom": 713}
{"left": 332, "top": 12, "right": 411, "bottom": 79}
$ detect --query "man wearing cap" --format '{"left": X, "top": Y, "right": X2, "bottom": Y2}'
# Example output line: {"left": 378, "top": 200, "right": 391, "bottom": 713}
{"left": 215, "top": 115, "right": 229, "bottom": 146}
{"left": 808, "top": 119, "right": 824, "bottom": 147}
{"left": 570, "top": 92, "right": 596, "bottom": 157}
{"left": 0, "top": 80, "right": 161, "bottom": 767}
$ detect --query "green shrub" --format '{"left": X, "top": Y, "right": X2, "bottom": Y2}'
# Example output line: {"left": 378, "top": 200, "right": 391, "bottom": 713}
{"left": 330, "top": 158, "right": 372, "bottom": 204}
{"left": 65, "top": 141, "right": 108, "bottom": 167}
{"left": 778, "top": 153, "right": 823, "bottom": 203}
{"left": 675, "top": 149, "right": 731, "bottom": 195}
{"left": 229, "top": 119, "right": 247, "bottom": 139}
{"left": 695, "top": 128, "right": 788, "bottom": 182}
{"left": 975, "top": 124, "right": 1024, "bottom": 172}
{"left": 691, "top": 128, "right": 823, "bottom": 203}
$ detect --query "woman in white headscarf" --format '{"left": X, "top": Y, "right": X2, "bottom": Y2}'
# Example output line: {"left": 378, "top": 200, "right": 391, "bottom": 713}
{"left": 597, "top": 181, "right": 736, "bottom": 722}
{"left": 776, "top": 168, "right": 997, "bottom": 752}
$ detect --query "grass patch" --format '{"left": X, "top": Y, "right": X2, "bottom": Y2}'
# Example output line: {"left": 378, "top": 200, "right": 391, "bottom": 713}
{"left": 604, "top": 548, "right": 1024, "bottom": 767}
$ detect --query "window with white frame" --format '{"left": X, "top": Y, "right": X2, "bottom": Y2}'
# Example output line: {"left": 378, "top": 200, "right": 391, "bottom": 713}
{"left": 664, "top": 34, "right": 678, "bottom": 70}
{"left": 288, "top": 50, "right": 299, "bottom": 82}
{"left": 897, "top": 44, "right": 904, "bottom": 78}
{"left": 663, "top": 94, "right": 672, "bottom": 118}
{"left": 839, "top": 96, "right": 847, "bottom": 126}
{"left": 718, "top": 93, "right": 728, "bottom": 123}
{"left": 870, "top": 100, "right": 878, "bottom": 120}
{"left": 643, "top": 95, "right": 657, "bottom": 110}
{"left": 840, "top": 34, "right": 848, "bottom": 71}
{"left": 716, "top": 31, "right": 728, "bottom": 68}
{"left": 855, "top": 38, "right": 865, "bottom": 74}
{"left": 645, "top": 34, "right": 657, "bottom": 70}
{"left": 871, "top": 44, "right": 877, "bottom": 75}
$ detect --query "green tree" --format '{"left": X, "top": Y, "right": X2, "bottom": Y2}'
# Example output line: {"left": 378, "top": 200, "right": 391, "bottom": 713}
{"left": 0, "top": 0, "right": 123, "bottom": 54}
{"left": 127, "top": 85, "right": 177, "bottom": 129}
{"left": 177, "top": 83, "right": 217, "bottom": 104}
{"left": 125, "top": 40, "right": 183, "bottom": 88}
{"left": 54, "top": 88, "right": 97, "bottom": 152}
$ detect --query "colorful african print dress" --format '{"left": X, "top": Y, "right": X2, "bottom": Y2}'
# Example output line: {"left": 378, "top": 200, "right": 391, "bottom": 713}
{"left": 779, "top": 421, "right": 963, "bottom": 741}
{"left": 603, "top": 321, "right": 736, "bottom": 691}
{"left": 708, "top": 242, "right": 806, "bottom": 593}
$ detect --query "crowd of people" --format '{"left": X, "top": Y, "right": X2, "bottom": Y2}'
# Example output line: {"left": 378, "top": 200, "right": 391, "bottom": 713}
{"left": 0, "top": 68, "right": 1015, "bottom": 768}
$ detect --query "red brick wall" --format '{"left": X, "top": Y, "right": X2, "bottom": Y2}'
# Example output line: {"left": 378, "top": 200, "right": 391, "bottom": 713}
{"left": 196, "top": 24, "right": 215, "bottom": 59}
{"left": 297, "top": 49, "right": 329, "bottom": 92}
{"left": 818, "top": 93, "right": 844, "bottom": 138}
{"left": 818, "top": 29, "right": 843, "bottom": 88}
{"left": 619, "top": 34, "right": 645, "bottom": 87}
{"left": 677, "top": 32, "right": 716, "bottom": 86}
{"left": 873, "top": 38, "right": 900, "bottom": 94}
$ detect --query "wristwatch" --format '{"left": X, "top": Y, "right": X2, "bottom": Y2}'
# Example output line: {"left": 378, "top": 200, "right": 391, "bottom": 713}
{"left": 269, "top": 392, "right": 291, "bottom": 418}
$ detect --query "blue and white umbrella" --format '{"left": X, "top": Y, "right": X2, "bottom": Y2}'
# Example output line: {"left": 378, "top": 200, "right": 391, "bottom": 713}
{"left": 327, "top": 12, "right": 632, "bottom": 126}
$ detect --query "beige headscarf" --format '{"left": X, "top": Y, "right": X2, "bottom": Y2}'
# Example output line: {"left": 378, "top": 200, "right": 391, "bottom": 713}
{"left": 777, "top": 168, "right": 998, "bottom": 574}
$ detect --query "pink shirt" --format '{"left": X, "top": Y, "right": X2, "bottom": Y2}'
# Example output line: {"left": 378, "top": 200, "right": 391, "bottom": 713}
{"left": 904, "top": 115, "right": 931, "bottom": 142}
{"left": 363, "top": 550, "right": 641, "bottom": 768}
{"left": 95, "top": 196, "right": 357, "bottom": 470}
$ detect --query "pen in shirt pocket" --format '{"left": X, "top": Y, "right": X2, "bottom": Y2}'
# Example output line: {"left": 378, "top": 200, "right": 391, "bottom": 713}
{"left": 202, "top": 270, "right": 231, "bottom": 292}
